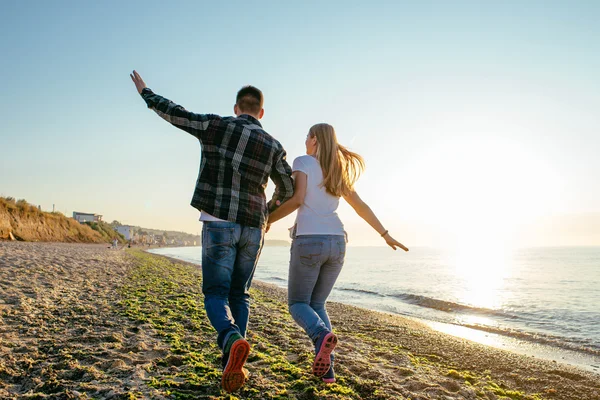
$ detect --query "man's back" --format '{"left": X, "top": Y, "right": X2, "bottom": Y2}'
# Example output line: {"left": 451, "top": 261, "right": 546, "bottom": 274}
{"left": 139, "top": 88, "right": 294, "bottom": 228}
{"left": 193, "top": 114, "right": 290, "bottom": 227}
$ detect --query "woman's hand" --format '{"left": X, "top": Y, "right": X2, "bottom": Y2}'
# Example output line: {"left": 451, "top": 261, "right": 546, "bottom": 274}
{"left": 343, "top": 190, "right": 409, "bottom": 252}
{"left": 384, "top": 233, "right": 409, "bottom": 251}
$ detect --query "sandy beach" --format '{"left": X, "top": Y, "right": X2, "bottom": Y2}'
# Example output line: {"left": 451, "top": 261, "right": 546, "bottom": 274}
{"left": 0, "top": 242, "right": 598, "bottom": 399}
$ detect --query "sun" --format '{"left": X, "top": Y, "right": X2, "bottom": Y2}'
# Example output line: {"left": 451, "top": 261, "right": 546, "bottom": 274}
{"left": 404, "top": 135, "right": 561, "bottom": 248}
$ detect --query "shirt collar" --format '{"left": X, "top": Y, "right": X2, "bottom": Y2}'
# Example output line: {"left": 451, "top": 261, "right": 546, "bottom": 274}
{"left": 237, "top": 114, "right": 262, "bottom": 127}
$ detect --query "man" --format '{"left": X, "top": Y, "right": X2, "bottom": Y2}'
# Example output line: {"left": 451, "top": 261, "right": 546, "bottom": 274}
{"left": 130, "top": 71, "right": 294, "bottom": 392}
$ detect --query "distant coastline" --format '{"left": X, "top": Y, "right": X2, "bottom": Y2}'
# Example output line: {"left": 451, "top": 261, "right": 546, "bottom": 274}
{"left": 0, "top": 196, "right": 200, "bottom": 246}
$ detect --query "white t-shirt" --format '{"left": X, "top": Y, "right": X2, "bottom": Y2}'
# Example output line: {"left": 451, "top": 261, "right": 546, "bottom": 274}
{"left": 200, "top": 211, "right": 226, "bottom": 222}
{"left": 292, "top": 155, "right": 345, "bottom": 236}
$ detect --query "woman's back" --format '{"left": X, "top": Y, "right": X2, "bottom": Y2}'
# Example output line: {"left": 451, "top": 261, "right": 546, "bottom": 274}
{"left": 292, "top": 155, "right": 344, "bottom": 236}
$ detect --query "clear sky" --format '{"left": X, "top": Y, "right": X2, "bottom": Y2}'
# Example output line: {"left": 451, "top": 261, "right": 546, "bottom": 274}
{"left": 1, "top": 1, "right": 599, "bottom": 248}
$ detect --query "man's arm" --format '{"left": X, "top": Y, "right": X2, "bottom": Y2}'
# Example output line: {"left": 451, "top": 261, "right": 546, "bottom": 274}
{"left": 267, "top": 148, "right": 294, "bottom": 212}
{"left": 268, "top": 171, "right": 306, "bottom": 225}
{"left": 130, "top": 70, "right": 218, "bottom": 140}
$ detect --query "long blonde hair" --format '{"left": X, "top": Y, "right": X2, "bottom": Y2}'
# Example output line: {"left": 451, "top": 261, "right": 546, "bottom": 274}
{"left": 309, "top": 123, "right": 365, "bottom": 197}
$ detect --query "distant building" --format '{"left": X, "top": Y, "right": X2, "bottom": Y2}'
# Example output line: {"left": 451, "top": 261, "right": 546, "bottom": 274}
{"left": 73, "top": 212, "right": 103, "bottom": 223}
{"left": 116, "top": 225, "right": 134, "bottom": 241}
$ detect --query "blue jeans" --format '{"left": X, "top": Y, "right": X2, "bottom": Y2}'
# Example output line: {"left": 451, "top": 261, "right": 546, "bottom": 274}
{"left": 288, "top": 235, "right": 346, "bottom": 344}
{"left": 201, "top": 221, "right": 264, "bottom": 350}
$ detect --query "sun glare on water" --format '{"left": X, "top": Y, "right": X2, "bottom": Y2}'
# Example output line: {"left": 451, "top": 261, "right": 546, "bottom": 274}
{"left": 449, "top": 242, "right": 512, "bottom": 311}
{"left": 404, "top": 134, "right": 563, "bottom": 310}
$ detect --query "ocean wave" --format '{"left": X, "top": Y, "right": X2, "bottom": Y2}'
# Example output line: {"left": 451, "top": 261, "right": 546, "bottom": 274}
{"left": 461, "top": 323, "right": 600, "bottom": 357}
{"left": 336, "top": 287, "right": 600, "bottom": 357}
{"left": 337, "top": 287, "right": 382, "bottom": 296}
{"left": 337, "top": 287, "right": 518, "bottom": 319}
{"left": 391, "top": 293, "right": 519, "bottom": 318}
{"left": 266, "top": 276, "right": 287, "bottom": 282}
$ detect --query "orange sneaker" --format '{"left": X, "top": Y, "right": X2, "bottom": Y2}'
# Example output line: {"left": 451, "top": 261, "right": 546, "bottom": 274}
{"left": 222, "top": 337, "right": 251, "bottom": 392}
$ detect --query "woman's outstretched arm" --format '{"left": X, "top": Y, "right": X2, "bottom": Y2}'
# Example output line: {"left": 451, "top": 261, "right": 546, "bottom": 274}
{"left": 343, "top": 190, "right": 409, "bottom": 251}
{"left": 267, "top": 171, "right": 307, "bottom": 228}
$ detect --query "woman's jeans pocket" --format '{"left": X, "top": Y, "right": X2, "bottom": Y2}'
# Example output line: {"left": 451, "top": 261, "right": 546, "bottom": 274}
{"left": 296, "top": 240, "right": 324, "bottom": 267}
{"left": 332, "top": 239, "right": 346, "bottom": 264}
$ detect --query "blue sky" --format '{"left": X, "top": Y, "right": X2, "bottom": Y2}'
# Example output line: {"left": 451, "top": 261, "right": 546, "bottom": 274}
{"left": 1, "top": 1, "right": 599, "bottom": 246}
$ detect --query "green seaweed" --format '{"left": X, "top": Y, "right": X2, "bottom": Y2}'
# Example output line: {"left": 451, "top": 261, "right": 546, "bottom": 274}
{"left": 117, "top": 250, "right": 368, "bottom": 399}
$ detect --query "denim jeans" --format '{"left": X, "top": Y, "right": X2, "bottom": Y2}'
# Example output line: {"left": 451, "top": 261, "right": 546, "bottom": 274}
{"left": 288, "top": 235, "right": 346, "bottom": 344}
{"left": 201, "top": 221, "right": 264, "bottom": 350}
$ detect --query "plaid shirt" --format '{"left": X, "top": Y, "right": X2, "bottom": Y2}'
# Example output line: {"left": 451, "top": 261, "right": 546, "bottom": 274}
{"left": 140, "top": 88, "right": 294, "bottom": 229}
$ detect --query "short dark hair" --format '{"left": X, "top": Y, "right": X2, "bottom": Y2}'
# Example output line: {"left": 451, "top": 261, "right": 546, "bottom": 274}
{"left": 236, "top": 85, "right": 263, "bottom": 115}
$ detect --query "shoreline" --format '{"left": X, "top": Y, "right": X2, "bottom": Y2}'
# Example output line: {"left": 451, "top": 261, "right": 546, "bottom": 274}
{"left": 147, "top": 248, "right": 600, "bottom": 375}
{"left": 1, "top": 242, "right": 599, "bottom": 399}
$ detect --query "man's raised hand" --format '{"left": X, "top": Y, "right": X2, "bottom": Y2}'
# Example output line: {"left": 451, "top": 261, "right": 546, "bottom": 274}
{"left": 130, "top": 70, "right": 147, "bottom": 94}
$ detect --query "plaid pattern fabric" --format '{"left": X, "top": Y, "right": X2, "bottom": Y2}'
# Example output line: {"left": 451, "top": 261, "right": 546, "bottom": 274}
{"left": 141, "top": 88, "right": 294, "bottom": 229}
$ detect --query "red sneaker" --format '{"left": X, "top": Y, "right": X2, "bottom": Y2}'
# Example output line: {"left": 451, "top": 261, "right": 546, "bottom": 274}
{"left": 312, "top": 332, "right": 337, "bottom": 377}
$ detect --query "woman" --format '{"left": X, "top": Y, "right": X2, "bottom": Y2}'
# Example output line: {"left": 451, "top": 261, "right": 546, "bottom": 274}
{"left": 267, "top": 123, "right": 408, "bottom": 383}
